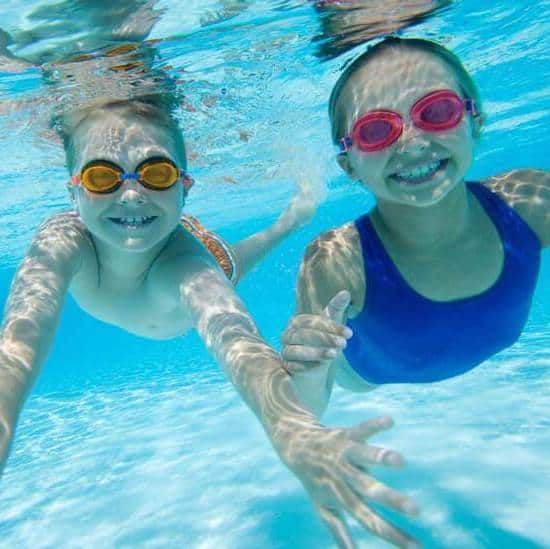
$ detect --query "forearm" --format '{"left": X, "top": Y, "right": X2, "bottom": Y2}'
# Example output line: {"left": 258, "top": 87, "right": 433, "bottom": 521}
{"left": 232, "top": 216, "right": 295, "bottom": 279}
{"left": 182, "top": 263, "right": 320, "bottom": 446}
{"left": 0, "top": 346, "right": 40, "bottom": 476}
{"left": 288, "top": 364, "right": 335, "bottom": 418}
{"left": 209, "top": 318, "right": 319, "bottom": 437}
{"left": 0, "top": 339, "right": 44, "bottom": 421}
{"left": 232, "top": 186, "right": 316, "bottom": 279}
{"left": 0, "top": 284, "right": 66, "bottom": 423}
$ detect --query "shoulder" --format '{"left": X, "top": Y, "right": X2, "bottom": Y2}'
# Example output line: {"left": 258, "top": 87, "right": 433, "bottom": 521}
{"left": 297, "top": 222, "right": 365, "bottom": 316}
{"left": 34, "top": 211, "right": 92, "bottom": 248}
{"left": 29, "top": 211, "right": 92, "bottom": 275}
{"left": 481, "top": 169, "right": 550, "bottom": 247}
{"left": 154, "top": 224, "right": 218, "bottom": 271}
{"left": 303, "top": 223, "right": 360, "bottom": 264}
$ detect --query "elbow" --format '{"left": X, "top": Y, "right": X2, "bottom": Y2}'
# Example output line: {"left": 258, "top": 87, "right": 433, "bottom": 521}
{"left": 0, "top": 417, "right": 13, "bottom": 443}
{"left": 0, "top": 416, "right": 14, "bottom": 478}
{"left": 0, "top": 415, "right": 13, "bottom": 454}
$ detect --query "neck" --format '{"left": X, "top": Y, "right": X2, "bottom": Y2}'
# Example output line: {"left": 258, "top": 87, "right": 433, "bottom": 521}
{"left": 92, "top": 234, "right": 172, "bottom": 285}
{"left": 371, "top": 182, "right": 473, "bottom": 253}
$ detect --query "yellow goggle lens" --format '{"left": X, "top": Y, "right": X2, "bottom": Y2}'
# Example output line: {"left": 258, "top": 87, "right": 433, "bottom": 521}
{"left": 139, "top": 161, "right": 179, "bottom": 189}
{"left": 81, "top": 165, "right": 121, "bottom": 192}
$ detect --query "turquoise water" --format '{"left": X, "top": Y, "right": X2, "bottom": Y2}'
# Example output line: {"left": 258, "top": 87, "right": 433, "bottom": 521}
{"left": 0, "top": 0, "right": 548, "bottom": 547}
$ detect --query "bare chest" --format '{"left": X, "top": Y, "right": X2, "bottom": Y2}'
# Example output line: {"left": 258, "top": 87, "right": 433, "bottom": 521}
{"left": 69, "top": 266, "right": 192, "bottom": 340}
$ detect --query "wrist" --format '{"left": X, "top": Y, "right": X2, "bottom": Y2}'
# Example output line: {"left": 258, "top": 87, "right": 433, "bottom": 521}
{"left": 254, "top": 367, "right": 320, "bottom": 436}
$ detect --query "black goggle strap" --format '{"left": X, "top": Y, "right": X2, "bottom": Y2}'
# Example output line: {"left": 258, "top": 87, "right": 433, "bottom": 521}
{"left": 338, "top": 135, "right": 353, "bottom": 154}
{"left": 464, "top": 98, "right": 480, "bottom": 118}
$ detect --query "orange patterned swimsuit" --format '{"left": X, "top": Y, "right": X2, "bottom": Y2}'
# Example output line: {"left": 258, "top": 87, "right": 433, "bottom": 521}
{"left": 180, "top": 215, "right": 239, "bottom": 284}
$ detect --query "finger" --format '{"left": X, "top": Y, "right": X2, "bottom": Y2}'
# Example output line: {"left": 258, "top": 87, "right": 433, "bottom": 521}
{"left": 283, "top": 345, "right": 338, "bottom": 365}
{"left": 346, "top": 443, "right": 404, "bottom": 468}
{"left": 348, "top": 416, "right": 394, "bottom": 442}
{"left": 334, "top": 481, "right": 419, "bottom": 549}
{"left": 282, "top": 328, "right": 348, "bottom": 349}
{"left": 315, "top": 504, "right": 355, "bottom": 549}
{"left": 287, "top": 315, "right": 352, "bottom": 338}
{"left": 343, "top": 468, "right": 418, "bottom": 516}
{"left": 323, "top": 290, "right": 351, "bottom": 323}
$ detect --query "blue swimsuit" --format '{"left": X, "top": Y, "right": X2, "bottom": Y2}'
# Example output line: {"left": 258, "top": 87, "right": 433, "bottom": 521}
{"left": 343, "top": 183, "right": 541, "bottom": 384}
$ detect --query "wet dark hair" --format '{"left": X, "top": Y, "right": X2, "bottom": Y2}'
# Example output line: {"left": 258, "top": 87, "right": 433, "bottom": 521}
{"left": 329, "top": 37, "right": 483, "bottom": 145}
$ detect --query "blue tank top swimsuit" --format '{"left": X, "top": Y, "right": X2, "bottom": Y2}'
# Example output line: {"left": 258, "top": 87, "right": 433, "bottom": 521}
{"left": 343, "top": 183, "right": 541, "bottom": 384}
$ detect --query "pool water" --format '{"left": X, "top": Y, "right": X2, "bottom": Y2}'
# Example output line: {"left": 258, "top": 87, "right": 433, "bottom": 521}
{"left": 0, "top": 1, "right": 548, "bottom": 547}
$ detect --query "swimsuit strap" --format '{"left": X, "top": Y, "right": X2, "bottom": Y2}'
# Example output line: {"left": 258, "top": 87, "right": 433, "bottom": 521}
{"left": 465, "top": 182, "right": 542, "bottom": 247}
{"left": 180, "top": 215, "right": 239, "bottom": 284}
{"left": 353, "top": 211, "right": 401, "bottom": 309}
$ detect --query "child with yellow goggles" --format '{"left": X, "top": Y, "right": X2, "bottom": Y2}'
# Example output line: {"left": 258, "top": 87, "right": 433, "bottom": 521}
{"left": 0, "top": 97, "right": 351, "bottom": 535}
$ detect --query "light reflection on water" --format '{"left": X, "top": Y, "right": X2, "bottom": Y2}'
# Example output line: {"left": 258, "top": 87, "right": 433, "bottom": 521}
{"left": 1, "top": 328, "right": 548, "bottom": 547}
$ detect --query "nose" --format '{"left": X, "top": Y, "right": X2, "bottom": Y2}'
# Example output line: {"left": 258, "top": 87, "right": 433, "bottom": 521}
{"left": 396, "top": 123, "right": 430, "bottom": 156}
{"left": 117, "top": 180, "right": 147, "bottom": 205}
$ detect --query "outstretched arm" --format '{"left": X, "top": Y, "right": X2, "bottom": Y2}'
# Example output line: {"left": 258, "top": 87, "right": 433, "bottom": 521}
{"left": 232, "top": 182, "right": 318, "bottom": 279}
{"left": 0, "top": 214, "right": 86, "bottom": 475}
{"left": 176, "top": 257, "right": 419, "bottom": 548}
{"left": 282, "top": 224, "right": 371, "bottom": 416}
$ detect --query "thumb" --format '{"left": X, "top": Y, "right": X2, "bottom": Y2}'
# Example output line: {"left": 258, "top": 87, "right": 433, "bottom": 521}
{"left": 323, "top": 290, "right": 351, "bottom": 323}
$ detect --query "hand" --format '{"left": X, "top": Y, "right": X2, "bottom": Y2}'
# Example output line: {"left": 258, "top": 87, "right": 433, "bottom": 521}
{"left": 282, "top": 290, "right": 353, "bottom": 367}
{"left": 277, "top": 176, "right": 321, "bottom": 232}
{"left": 273, "top": 415, "right": 420, "bottom": 548}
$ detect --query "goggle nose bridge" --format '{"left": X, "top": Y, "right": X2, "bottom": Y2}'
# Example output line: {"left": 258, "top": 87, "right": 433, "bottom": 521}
{"left": 119, "top": 171, "right": 140, "bottom": 182}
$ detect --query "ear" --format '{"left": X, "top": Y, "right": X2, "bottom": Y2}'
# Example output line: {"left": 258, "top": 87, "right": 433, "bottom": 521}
{"left": 182, "top": 174, "right": 194, "bottom": 194}
{"left": 472, "top": 113, "right": 483, "bottom": 138}
{"left": 66, "top": 181, "right": 78, "bottom": 210}
{"left": 336, "top": 153, "right": 358, "bottom": 179}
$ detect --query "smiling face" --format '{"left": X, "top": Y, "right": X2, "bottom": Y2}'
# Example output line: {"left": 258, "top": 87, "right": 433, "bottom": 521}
{"left": 69, "top": 105, "right": 185, "bottom": 252}
{"left": 336, "top": 46, "right": 477, "bottom": 206}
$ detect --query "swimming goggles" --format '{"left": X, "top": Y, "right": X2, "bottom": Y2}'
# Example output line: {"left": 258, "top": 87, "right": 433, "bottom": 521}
{"left": 71, "top": 157, "right": 194, "bottom": 194}
{"left": 339, "top": 89, "right": 479, "bottom": 153}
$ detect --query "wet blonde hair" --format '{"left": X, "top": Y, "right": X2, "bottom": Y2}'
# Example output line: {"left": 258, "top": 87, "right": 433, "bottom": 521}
{"left": 329, "top": 37, "right": 483, "bottom": 145}
{"left": 53, "top": 95, "right": 186, "bottom": 173}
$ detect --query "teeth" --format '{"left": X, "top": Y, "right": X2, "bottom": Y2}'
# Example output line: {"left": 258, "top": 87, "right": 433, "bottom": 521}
{"left": 111, "top": 216, "right": 155, "bottom": 226}
{"left": 396, "top": 160, "right": 442, "bottom": 182}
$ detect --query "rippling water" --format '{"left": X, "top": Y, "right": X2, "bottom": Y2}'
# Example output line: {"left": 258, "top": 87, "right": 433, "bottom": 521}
{"left": 0, "top": 0, "right": 548, "bottom": 547}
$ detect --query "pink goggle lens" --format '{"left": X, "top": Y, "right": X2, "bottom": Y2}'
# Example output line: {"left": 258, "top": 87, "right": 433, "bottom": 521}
{"left": 352, "top": 111, "right": 403, "bottom": 152}
{"left": 411, "top": 90, "right": 464, "bottom": 131}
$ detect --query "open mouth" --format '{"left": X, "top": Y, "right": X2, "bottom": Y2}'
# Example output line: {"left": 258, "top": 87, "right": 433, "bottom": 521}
{"left": 391, "top": 158, "right": 448, "bottom": 185}
{"left": 108, "top": 215, "right": 158, "bottom": 228}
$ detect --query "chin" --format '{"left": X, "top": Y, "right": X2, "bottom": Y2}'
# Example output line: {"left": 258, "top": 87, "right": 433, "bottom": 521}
{"left": 406, "top": 179, "right": 457, "bottom": 207}
{"left": 116, "top": 237, "right": 156, "bottom": 252}
{"left": 387, "top": 163, "right": 464, "bottom": 207}
{"left": 116, "top": 229, "right": 173, "bottom": 252}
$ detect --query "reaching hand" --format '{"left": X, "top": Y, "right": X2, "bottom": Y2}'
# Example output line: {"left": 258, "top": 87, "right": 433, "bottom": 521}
{"left": 282, "top": 291, "right": 353, "bottom": 416}
{"left": 281, "top": 291, "right": 419, "bottom": 546}
{"left": 282, "top": 290, "right": 353, "bottom": 367}
{"left": 277, "top": 175, "right": 322, "bottom": 232}
{"left": 273, "top": 415, "right": 420, "bottom": 548}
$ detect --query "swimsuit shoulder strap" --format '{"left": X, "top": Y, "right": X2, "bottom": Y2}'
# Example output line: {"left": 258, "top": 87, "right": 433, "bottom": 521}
{"left": 354, "top": 211, "right": 400, "bottom": 284}
{"left": 180, "top": 214, "right": 239, "bottom": 284}
{"left": 466, "top": 182, "right": 542, "bottom": 248}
